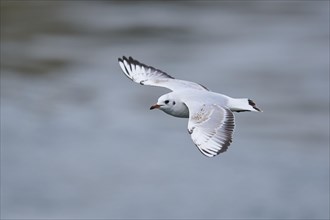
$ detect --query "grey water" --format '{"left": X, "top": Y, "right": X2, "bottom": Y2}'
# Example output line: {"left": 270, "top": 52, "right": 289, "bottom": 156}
{"left": 1, "top": 1, "right": 329, "bottom": 219}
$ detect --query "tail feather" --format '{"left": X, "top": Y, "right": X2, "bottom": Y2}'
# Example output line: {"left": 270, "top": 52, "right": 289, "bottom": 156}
{"left": 228, "top": 98, "right": 262, "bottom": 112}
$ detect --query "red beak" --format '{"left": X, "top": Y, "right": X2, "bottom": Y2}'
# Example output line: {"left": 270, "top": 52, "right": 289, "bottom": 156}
{"left": 150, "top": 104, "right": 161, "bottom": 110}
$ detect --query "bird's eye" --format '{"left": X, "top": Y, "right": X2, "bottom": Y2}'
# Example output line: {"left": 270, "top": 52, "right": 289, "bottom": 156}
{"left": 164, "top": 100, "right": 169, "bottom": 104}
{"left": 173, "top": 101, "right": 176, "bottom": 105}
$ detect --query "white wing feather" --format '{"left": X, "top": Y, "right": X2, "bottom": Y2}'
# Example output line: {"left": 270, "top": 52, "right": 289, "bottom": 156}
{"left": 118, "top": 56, "right": 208, "bottom": 91}
{"left": 187, "top": 103, "right": 235, "bottom": 157}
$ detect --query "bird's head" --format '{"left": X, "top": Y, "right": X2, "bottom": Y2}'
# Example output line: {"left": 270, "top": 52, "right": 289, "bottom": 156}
{"left": 150, "top": 93, "right": 189, "bottom": 118}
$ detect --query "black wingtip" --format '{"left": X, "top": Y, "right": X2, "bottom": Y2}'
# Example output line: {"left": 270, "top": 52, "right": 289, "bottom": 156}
{"left": 248, "top": 99, "right": 262, "bottom": 112}
{"left": 120, "top": 56, "right": 136, "bottom": 65}
{"left": 129, "top": 56, "right": 140, "bottom": 66}
{"left": 119, "top": 56, "right": 127, "bottom": 62}
{"left": 118, "top": 56, "right": 175, "bottom": 79}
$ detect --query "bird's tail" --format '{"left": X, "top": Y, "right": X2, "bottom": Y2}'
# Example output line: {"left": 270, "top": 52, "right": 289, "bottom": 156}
{"left": 228, "top": 98, "right": 262, "bottom": 112}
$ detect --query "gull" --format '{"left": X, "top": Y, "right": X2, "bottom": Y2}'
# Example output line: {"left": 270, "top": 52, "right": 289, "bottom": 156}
{"left": 118, "top": 56, "right": 261, "bottom": 157}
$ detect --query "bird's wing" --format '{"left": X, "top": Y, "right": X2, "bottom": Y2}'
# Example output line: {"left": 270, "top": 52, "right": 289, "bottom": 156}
{"left": 186, "top": 102, "right": 235, "bottom": 157}
{"left": 118, "top": 56, "right": 208, "bottom": 91}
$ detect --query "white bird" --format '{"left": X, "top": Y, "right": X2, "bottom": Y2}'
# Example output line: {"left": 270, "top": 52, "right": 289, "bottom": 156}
{"left": 118, "top": 56, "right": 261, "bottom": 157}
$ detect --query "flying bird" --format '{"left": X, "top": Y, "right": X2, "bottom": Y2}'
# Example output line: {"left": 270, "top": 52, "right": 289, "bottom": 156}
{"left": 118, "top": 56, "right": 261, "bottom": 157}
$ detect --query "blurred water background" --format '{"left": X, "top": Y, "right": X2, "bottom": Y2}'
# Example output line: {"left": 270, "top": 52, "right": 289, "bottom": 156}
{"left": 1, "top": 1, "right": 329, "bottom": 219}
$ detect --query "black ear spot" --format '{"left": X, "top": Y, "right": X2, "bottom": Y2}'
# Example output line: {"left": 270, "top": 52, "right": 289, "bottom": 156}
{"left": 173, "top": 101, "right": 176, "bottom": 105}
{"left": 164, "top": 100, "right": 169, "bottom": 104}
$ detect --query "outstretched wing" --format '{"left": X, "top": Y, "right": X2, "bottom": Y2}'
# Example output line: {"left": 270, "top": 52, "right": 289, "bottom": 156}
{"left": 118, "top": 56, "right": 208, "bottom": 91}
{"left": 186, "top": 103, "right": 235, "bottom": 157}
